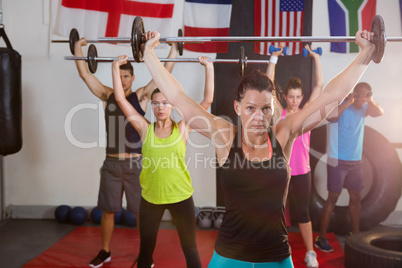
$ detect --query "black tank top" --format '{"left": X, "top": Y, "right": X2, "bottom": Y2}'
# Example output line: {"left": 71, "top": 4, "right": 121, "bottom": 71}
{"left": 215, "top": 128, "right": 291, "bottom": 262}
{"left": 105, "top": 92, "right": 145, "bottom": 154}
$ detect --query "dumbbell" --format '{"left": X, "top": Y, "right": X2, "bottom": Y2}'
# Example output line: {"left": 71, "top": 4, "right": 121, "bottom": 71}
{"left": 302, "top": 47, "right": 322, "bottom": 57}
{"left": 269, "top": 45, "right": 289, "bottom": 56}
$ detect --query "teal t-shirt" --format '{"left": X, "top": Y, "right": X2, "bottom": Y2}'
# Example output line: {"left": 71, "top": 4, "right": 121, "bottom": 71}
{"left": 328, "top": 103, "right": 367, "bottom": 161}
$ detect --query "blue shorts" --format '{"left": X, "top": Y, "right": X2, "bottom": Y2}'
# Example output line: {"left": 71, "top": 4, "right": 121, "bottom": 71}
{"left": 98, "top": 156, "right": 142, "bottom": 213}
{"left": 327, "top": 158, "right": 364, "bottom": 192}
{"left": 208, "top": 251, "right": 294, "bottom": 268}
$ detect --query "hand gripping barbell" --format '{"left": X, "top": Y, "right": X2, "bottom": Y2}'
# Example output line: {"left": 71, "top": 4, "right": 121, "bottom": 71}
{"left": 65, "top": 45, "right": 278, "bottom": 76}
{"left": 56, "top": 15, "right": 399, "bottom": 64}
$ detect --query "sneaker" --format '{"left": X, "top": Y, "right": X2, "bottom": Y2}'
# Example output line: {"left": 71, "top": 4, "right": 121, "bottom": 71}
{"left": 304, "top": 250, "right": 319, "bottom": 267}
{"left": 315, "top": 236, "right": 334, "bottom": 253}
{"left": 89, "top": 249, "right": 111, "bottom": 268}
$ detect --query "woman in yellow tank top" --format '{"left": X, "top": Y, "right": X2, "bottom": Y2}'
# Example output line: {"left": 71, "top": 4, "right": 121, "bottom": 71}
{"left": 112, "top": 55, "right": 214, "bottom": 268}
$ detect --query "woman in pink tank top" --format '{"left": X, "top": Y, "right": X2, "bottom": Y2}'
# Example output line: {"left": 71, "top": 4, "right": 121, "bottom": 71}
{"left": 266, "top": 44, "right": 323, "bottom": 268}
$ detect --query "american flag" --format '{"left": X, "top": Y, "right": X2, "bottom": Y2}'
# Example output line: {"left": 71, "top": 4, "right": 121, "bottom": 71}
{"left": 254, "top": 0, "right": 305, "bottom": 56}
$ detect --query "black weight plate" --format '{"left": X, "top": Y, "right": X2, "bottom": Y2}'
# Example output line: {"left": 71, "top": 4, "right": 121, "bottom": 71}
{"left": 69, "top": 28, "right": 79, "bottom": 55}
{"left": 132, "top": 16, "right": 145, "bottom": 62}
{"left": 88, "top": 44, "right": 98, "bottom": 74}
{"left": 178, "top": 29, "right": 184, "bottom": 56}
{"left": 370, "top": 15, "right": 386, "bottom": 64}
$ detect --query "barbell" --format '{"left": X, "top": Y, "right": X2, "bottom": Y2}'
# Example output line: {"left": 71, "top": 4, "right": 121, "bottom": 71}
{"left": 52, "top": 27, "right": 184, "bottom": 57}
{"left": 65, "top": 44, "right": 271, "bottom": 76}
{"left": 131, "top": 15, "right": 391, "bottom": 63}
{"left": 58, "top": 15, "right": 399, "bottom": 64}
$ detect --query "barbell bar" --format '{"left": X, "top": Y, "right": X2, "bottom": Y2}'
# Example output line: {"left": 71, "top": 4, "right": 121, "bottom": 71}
{"left": 57, "top": 32, "right": 402, "bottom": 44}
{"left": 65, "top": 44, "right": 264, "bottom": 76}
{"left": 131, "top": 15, "right": 389, "bottom": 63}
{"left": 55, "top": 15, "right": 395, "bottom": 64}
{"left": 52, "top": 27, "right": 184, "bottom": 56}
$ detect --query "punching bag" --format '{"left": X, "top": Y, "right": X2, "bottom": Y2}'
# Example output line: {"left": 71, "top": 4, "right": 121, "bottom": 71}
{"left": 0, "top": 27, "right": 22, "bottom": 155}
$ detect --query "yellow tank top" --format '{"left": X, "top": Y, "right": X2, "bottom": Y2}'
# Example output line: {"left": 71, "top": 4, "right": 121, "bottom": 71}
{"left": 140, "top": 122, "right": 194, "bottom": 204}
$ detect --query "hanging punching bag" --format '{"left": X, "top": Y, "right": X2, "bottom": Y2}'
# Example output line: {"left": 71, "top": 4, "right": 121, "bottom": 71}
{"left": 0, "top": 26, "right": 22, "bottom": 156}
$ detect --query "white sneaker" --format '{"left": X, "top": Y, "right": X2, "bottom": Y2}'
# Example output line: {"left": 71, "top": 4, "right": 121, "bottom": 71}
{"left": 304, "top": 250, "right": 319, "bottom": 267}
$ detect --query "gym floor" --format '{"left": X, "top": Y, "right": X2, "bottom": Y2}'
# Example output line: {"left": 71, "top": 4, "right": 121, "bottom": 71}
{"left": 0, "top": 219, "right": 348, "bottom": 268}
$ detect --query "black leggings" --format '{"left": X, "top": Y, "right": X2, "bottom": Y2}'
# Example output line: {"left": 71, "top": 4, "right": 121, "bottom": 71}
{"left": 137, "top": 196, "right": 201, "bottom": 268}
{"left": 288, "top": 172, "right": 311, "bottom": 224}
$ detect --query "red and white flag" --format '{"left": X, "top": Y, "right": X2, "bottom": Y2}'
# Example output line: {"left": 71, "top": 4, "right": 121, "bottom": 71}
{"left": 254, "top": 0, "right": 306, "bottom": 56}
{"left": 54, "top": 0, "right": 175, "bottom": 46}
{"left": 183, "top": 0, "right": 232, "bottom": 53}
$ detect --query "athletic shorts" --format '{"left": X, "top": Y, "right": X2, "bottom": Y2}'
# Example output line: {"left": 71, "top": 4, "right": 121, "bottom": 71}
{"left": 97, "top": 155, "right": 142, "bottom": 213}
{"left": 327, "top": 158, "right": 364, "bottom": 192}
{"left": 208, "top": 251, "right": 294, "bottom": 268}
{"left": 288, "top": 172, "right": 311, "bottom": 223}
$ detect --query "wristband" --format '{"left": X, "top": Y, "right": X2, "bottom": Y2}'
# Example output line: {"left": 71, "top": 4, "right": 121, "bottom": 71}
{"left": 269, "top": 56, "right": 278, "bottom": 64}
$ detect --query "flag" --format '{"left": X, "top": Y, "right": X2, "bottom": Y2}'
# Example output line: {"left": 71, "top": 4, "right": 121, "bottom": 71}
{"left": 254, "top": 0, "right": 306, "bottom": 56}
{"left": 54, "top": 0, "right": 175, "bottom": 46}
{"left": 183, "top": 0, "right": 233, "bottom": 53}
{"left": 328, "top": 0, "right": 376, "bottom": 53}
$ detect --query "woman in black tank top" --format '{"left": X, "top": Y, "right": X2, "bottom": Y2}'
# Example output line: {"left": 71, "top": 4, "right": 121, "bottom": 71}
{"left": 141, "top": 30, "right": 376, "bottom": 267}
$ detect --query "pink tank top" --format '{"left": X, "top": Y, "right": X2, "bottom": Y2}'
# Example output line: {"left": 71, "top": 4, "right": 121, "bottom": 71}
{"left": 281, "top": 109, "right": 311, "bottom": 176}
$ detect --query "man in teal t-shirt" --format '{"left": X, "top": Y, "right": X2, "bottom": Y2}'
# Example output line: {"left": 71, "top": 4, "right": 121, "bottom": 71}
{"left": 315, "top": 82, "right": 384, "bottom": 252}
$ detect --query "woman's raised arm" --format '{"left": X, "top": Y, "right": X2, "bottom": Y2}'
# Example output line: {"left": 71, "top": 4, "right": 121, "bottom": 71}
{"left": 276, "top": 30, "right": 375, "bottom": 145}
{"left": 142, "top": 31, "right": 235, "bottom": 152}
{"left": 303, "top": 44, "right": 324, "bottom": 107}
